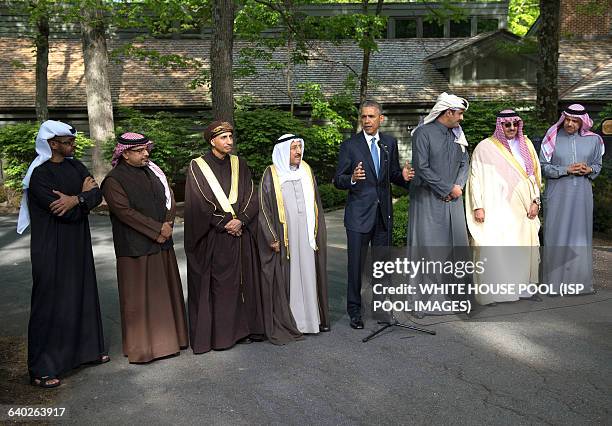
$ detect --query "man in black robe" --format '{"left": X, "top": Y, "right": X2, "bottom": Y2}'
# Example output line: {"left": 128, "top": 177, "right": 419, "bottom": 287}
{"left": 258, "top": 134, "right": 330, "bottom": 345}
{"left": 17, "top": 120, "right": 107, "bottom": 388}
{"left": 184, "top": 121, "right": 264, "bottom": 353}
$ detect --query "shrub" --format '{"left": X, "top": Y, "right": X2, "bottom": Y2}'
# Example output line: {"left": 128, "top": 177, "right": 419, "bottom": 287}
{"left": 392, "top": 196, "right": 409, "bottom": 247}
{"left": 593, "top": 161, "right": 612, "bottom": 235}
{"left": 593, "top": 105, "right": 612, "bottom": 235}
{"left": 110, "top": 108, "right": 207, "bottom": 183}
{"left": 234, "top": 107, "right": 346, "bottom": 184}
{"left": 0, "top": 122, "right": 93, "bottom": 190}
{"left": 233, "top": 109, "right": 311, "bottom": 180}
{"left": 462, "top": 101, "right": 549, "bottom": 152}
{"left": 318, "top": 183, "right": 347, "bottom": 210}
{"left": 391, "top": 184, "right": 409, "bottom": 199}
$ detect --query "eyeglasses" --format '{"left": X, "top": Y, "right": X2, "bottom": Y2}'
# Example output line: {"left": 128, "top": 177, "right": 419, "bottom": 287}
{"left": 128, "top": 147, "right": 149, "bottom": 154}
{"left": 503, "top": 122, "right": 520, "bottom": 129}
{"left": 55, "top": 138, "right": 76, "bottom": 146}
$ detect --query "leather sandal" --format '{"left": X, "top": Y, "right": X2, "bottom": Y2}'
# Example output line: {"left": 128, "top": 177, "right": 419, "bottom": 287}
{"left": 30, "top": 376, "right": 61, "bottom": 388}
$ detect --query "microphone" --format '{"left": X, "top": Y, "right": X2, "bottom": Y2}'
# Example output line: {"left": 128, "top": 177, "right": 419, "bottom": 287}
{"left": 377, "top": 139, "right": 388, "bottom": 154}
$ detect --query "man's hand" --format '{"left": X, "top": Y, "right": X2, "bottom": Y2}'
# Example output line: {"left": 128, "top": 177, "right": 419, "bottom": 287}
{"left": 270, "top": 241, "right": 280, "bottom": 253}
{"left": 474, "top": 208, "right": 485, "bottom": 223}
{"left": 402, "top": 161, "right": 415, "bottom": 182}
{"left": 449, "top": 185, "right": 463, "bottom": 199}
{"left": 225, "top": 219, "right": 243, "bottom": 236}
{"left": 82, "top": 176, "right": 98, "bottom": 192}
{"left": 156, "top": 234, "right": 167, "bottom": 244}
{"left": 577, "top": 163, "right": 592, "bottom": 176}
{"left": 160, "top": 222, "right": 173, "bottom": 239}
{"left": 351, "top": 162, "right": 366, "bottom": 183}
{"left": 567, "top": 163, "right": 583, "bottom": 175}
{"left": 527, "top": 202, "right": 539, "bottom": 220}
{"left": 50, "top": 190, "right": 78, "bottom": 216}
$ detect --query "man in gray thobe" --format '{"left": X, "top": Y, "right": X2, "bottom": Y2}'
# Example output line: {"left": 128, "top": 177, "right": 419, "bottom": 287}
{"left": 408, "top": 93, "right": 471, "bottom": 316}
{"left": 540, "top": 104, "right": 604, "bottom": 295}
{"left": 259, "top": 134, "right": 330, "bottom": 344}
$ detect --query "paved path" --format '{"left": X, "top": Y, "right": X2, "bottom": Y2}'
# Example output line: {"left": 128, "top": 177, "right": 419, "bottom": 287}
{"left": 1, "top": 211, "right": 611, "bottom": 424}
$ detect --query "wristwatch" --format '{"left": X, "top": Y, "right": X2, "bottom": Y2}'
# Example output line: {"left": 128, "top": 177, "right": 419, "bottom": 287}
{"left": 533, "top": 197, "right": 541, "bottom": 207}
{"left": 78, "top": 194, "right": 87, "bottom": 209}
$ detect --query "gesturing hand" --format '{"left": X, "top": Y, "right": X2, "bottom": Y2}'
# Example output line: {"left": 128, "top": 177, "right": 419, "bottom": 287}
{"left": 351, "top": 162, "right": 366, "bottom": 183}
{"left": 50, "top": 190, "right": 78, "bottom": 216}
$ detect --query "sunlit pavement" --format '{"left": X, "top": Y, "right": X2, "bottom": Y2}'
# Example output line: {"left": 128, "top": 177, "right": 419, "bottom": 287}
{"left": 1, "top": 211, "right": 611, "bottom": 424}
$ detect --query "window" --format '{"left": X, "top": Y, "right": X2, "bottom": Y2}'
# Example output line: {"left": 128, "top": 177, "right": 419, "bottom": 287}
{"left": 475, "top": 54, "right": 527, "bottom": 80}
{"left": 477, "top": 18, "right": 499, "bottom": 34}
{"left": 422, "top": 20, "right": 444, "bottom": 38}
{"left": 462, "top": 62, "right": 474, "bottom": 81}
{"left": 450, "top": 19, "right": 471, "bottom": 37}
{"left": 395, "top": 19, "right": 417, "bottom": 38}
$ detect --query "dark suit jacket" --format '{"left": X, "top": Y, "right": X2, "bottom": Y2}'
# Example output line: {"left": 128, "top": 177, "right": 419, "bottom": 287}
{"left": 334, "top": 131, "right": 408, "bottom": 233}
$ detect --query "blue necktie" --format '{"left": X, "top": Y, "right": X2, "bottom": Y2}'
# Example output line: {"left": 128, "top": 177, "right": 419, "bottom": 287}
{"left": 370, "top": 137, "right": 380, "bottom": 177}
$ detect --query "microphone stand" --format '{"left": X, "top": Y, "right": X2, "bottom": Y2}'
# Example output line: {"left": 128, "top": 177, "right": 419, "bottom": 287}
{"left": 363, "top": 140, "right": 436, "bottom": 343}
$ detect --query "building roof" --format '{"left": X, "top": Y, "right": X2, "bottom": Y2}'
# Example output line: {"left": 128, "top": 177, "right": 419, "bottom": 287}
{"left": 0, "top": 35, "right": 610, "bottom": 112}
{"left": 425, "top": 30, "right": 517, "bottom": 61}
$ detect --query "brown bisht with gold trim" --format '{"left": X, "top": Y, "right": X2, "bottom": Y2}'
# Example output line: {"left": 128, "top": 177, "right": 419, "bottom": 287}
{"left": 258, "top": 161, "right": 330, "bottom": 345}
{"left": 184, "top": 151, "right": 264, "bottom": 353}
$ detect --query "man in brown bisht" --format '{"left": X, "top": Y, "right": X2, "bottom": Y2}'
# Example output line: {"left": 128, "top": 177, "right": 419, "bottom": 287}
{"left": 259, "top": 134, "right": 330, "bottom": 345}
{"left": 185, "top": 121, "right": 265, "bottom": 353}
{"left": 101, "top": 132, "right": 189, "bottom": 363}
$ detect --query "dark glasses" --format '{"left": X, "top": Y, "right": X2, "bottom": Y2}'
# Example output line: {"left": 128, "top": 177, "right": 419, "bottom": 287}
{"left": 503, "top": 121, "right": 519, "bottom": 128}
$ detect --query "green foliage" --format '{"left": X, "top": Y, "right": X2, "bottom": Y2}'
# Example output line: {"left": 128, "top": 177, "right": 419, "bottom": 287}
{"left": 0, "top": 122, "right": 93, "bottom": 189}
{"left": 462, "top": 101, "right": 549, "bottom": 152}
{"left": 595, "top": 102, "right": 612, "bottom": 128}
{"left": 593, "top": 161, "right": 612, "bottom": 235}
{"left": 236, "top": 84, "right": 354, "bottom": 183}
{"left": 110, "top": 108, "right": 208, "bottom": 183}
{"left": 392, "top": 184, "right": 409, "bottom": 199}
{"left": 575, "top": 0, "right": 611, "bottom": 17}
{"left": 593, "top": 103, "right": 612, "bottom": 235}
{"left": 235, "top": 78, "right": 359, "bottom": 180}
{"left": 318, "top": 183, "right": 347, "bottom": 210}
{"left": 508, "top": 0, "right": 539, "bottom": 36}
{"left": 392, "top": 196, "right": 409, "bottom": 247}
{"left": 234, "top": 108, "right": 312, "bottom": 180}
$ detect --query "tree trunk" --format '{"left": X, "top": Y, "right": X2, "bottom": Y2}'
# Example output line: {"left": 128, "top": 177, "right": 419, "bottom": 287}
{"left": 356, "top": 0, "right": 383, "bottom": 132}
{"left": 286, "top": 35, "right": 294, "bottom": 115}
{"left": 35, "top": 10, "right": 49, "bottom": 123}
{"left": 536, "top": 0, "right": 560, "bottom": 124}
{"left": 210, "top": 0, "right": 235, "bottom": 126}
{"left": 81, "top": 2, "right": 114, "bottom": 183}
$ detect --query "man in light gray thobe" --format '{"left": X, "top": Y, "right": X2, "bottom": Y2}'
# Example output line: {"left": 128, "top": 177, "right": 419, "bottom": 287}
{"left": 408, "top": 93, "right": 471, "bottom": 316}
{"left": 259, "top": 134, "right": 330, "bottom": 345}
{"left": 540, "top": 104, "right": 604, "bottom": 295}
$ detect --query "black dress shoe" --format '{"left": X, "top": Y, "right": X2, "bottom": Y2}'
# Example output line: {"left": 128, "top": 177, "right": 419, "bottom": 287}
{"left": 349, "top": 317, "right": 364, "bottom": 329}
{"left": 237, "top": 337, "right": 253, "bottom": 344}
{"left": 528, "top": 294, "right": 543, "bottom": 302}
{"left": 319, "top": 325, "right": 331, "bottom": 332}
